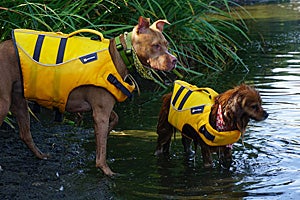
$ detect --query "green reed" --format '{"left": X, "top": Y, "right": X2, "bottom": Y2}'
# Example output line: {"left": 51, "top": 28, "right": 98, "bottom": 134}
{"left": 0, "top": 0, "right": 250, "bottom": 74}
{"left": 0, "top": 0, "right": 251, "bottom": 128}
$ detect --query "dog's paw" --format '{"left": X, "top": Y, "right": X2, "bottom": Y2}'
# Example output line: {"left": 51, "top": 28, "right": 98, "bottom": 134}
{"left": 154, "top": 149, "right": 162, "bottom": 156}
{"left": 154, "top": 147, "right": 170, "bottom": 156}
{"left": 185, "top": 149, "right": 195, "bottom": 161}
{"left": 38, "top": 153, "right": 50, "bottom": 160}
{"left": 219, "top": 158, "right": 232, "bottom": 169}
{"left": 203, "top": 162, "right": 213, "bottom": 168}
{"left": 44, "top": 154, "right": 51, "bottom": 159}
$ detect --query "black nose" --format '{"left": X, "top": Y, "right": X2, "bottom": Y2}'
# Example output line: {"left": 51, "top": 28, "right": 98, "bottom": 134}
{"left": 172, "top": 57, "right": 177, "bottom": 66}
{"left": 264, "top": 111, "right": 269, "bottom": 119}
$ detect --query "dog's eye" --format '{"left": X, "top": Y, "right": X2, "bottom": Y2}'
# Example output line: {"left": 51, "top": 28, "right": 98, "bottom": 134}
{"left": 251, "top": 105, "right": 259, "bottom": 110}
{"left": 166, "top": 41, "right": 169, "bottom": 47}
{"left": 153, "top": 44, "right": 161, "bottom": 50}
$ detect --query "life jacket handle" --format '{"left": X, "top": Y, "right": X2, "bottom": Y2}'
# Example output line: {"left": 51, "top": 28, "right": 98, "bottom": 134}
{"left": 66, "top": 29, "right": 104, "bottom": 41}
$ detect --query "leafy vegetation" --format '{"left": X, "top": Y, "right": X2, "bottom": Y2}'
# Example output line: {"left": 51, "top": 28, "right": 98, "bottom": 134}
{"left": 0, "top": 0, "right": 250, "bottom": 128}
{"left": 0, "top": 0, "right": 250, "bottom": 75}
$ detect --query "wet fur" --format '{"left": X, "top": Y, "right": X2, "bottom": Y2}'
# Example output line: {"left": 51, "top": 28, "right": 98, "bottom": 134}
{"left": 155, "top": 84, "right": 268, "bottom": 168}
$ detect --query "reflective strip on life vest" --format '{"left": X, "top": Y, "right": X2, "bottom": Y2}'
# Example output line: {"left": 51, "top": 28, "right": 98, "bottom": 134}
{"left": 33, "top": 35, "right": 45, "bottom": 61}
{"left": 56, "top": 38, "right": 67, "bottom": 64}
{"left": 171, "top": 86, "right": 184, "bottom": 106}
{"left": 172, "top": 86, "right": 193, "bottom": 110}
{"left": 178, "top": 90, "right": 192, "bottom": 110}
{"left": 33, "top": 35, "right": 69, "bottom": 65}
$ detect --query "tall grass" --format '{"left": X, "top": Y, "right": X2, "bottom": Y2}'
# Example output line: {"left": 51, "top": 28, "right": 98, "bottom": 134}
{"left": 0, "top": 0, "right": 250, "bottom": 75}
{"left": 0, "top": 0, "right": 251, "bottom": 127}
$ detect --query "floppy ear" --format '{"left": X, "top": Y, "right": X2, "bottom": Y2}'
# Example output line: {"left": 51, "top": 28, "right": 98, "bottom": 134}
{"left": 137, "top": 16, "right": 151, "bottom": 34}
{"left": 235, "top": 95, "right": 250, "bottom": 133}
{"left": 236, "top": 118, "right": 248, "bottom": 133}
{"left": 150, "top": 19, "right": 170, "bottom": 32}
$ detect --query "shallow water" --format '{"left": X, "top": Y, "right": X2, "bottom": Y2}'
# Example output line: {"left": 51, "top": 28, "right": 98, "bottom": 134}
{"left": 1, "top": 2, "right": 300, "bottom": 200}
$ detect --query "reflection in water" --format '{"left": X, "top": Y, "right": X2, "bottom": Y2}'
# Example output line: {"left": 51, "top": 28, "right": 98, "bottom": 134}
{"left": 113, "top": 2, "right": 300, "bottom": 199}
{"left": 236, "top": 3, "right": 300, "bottom": 198}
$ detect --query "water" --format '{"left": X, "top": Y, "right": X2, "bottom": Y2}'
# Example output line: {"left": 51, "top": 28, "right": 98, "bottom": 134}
{"left": 1, "top": 2, "right": 300, "bottom": 200}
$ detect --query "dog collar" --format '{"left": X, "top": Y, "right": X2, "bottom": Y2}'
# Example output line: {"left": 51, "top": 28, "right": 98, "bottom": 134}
{"left": 216, "top": 104, "right": 225, "bottom": 131}
{"left": 216, "top": 104, "right": 234, "bottom": 148}
{"left": 115, "top": 32, "right": 134, "bottom": 68}
{"left": 115, "top": 32, "right": 155, "bottom": 81}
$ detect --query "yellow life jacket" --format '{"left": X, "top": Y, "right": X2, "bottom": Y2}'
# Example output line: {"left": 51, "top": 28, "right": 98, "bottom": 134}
{"left": 168, "top": 80, "right": 241, "bottom": 146}
{"left": 12, "top": 29, "right": 135, "bottom": 112}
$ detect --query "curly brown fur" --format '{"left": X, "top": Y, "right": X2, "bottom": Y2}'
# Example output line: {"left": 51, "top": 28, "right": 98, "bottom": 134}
{"left": 210, "top": 84, "right": 268, "bottom": 133}
{"left": 155, "top": 84, "right": 268, "bottom": 168}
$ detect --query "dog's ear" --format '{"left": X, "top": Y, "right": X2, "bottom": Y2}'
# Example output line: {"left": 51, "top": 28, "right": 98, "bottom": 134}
{"left": 150, "top": 19, "right": 170, "bottom": 32}
{"left": 234, "top": 86, "right": 253, "bottom": 133}
{"left": 236, "top": 117, "right": 248, "bottom": 133}
{"left": 137, "top": 16, "right": 151, "bottom": 33}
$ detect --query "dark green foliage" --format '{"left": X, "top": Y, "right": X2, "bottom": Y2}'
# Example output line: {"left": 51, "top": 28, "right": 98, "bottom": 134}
{"left": 0, "top": 0, "right": 249, "bottom": 73}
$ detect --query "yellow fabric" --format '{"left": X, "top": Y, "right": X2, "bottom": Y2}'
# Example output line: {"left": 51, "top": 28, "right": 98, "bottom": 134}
{"left": 12, "top": 29, "right": 135, "bottom": 112}
{"left": 168, "top": 80, "right": 241, "bottom": 146}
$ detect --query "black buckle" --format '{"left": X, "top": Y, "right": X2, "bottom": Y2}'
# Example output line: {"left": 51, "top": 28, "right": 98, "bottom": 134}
{"left": 116, "top": 43, "right": 123, "bottom": 51}
{"left": 125, "top": 49, "right": 132, "bottom": 55}
{"left": 199, "top": 125, "right": 215, "bottom": 141}
{"left": 107, "top": 74, "right": 133, "bottom": 99}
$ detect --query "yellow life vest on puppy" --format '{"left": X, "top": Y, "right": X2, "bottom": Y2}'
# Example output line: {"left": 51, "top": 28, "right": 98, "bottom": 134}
{"left": 168, "top": 80, "right": 241, "bottom": 146}
{"left": 12, "top": 29, "right": 135, "bottom": 112}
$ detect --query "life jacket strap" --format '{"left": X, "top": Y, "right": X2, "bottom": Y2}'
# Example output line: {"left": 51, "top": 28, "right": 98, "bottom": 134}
{"left": 107, "top": 74, "right": 133, "bottom": 99}
{"left": 171, "top": 85, "right": 193, "bottom": 110}
{"left": 32, "top": 34, "right": 45, "bottom": 62}
{"left": 199, "top": 125, "right": 215, "bottom": 141}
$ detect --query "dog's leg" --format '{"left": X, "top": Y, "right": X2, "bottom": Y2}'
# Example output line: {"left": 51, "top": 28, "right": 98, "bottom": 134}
{"left": 181, "top": 135, "right": 195, "bottom": 159}
{"left": 155, "top": 93, "right": 174, "bottom": 155}
{"left": 66, "top": 86, "right": 117, "bottom": 176}
{"left": 0, "top": 92, "right": 11, "bottom": 125}
{"left": 217, "top": 146, "right": 232, "bottom": 168}
{"left": 155, "top": 120, "right": 174, "bottom": 155}
{"left": 200, "top": 144, "right": 213, "bottom": 168}
{"left": 155, "top": 108, "right": 174, "bottom": 156}
{"left": 89, "top": 90, "right": 117, "bottom": 176}
{"left": 108, "top": 110, "right": 118, "bottom": 133}
{"left": 10, "top": 84, "right": 48, "bottom": 159}
{"left": 93, "top": 105, "right": 115, "bottom": 176}
{"left": 155, "top": 124, "right": 174, "bottom": 155}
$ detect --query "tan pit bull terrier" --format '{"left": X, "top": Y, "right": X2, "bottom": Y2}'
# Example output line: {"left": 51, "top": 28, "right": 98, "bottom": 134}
{"left": 0, "top": 16, "right": 177, "bottom": 176}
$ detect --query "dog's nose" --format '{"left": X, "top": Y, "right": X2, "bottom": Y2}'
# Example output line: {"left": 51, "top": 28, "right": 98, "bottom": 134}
{"left": 171, "top": 57, "right": 177, "bottom": 67}
{"left": 263, "top": 111, "right": 269, "bottom": 119}
{"left": 168, "top": 56, "right": 177, "bottom": 71}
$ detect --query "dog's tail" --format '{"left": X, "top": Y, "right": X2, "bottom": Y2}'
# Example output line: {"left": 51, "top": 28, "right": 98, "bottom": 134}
{"left": 155, "top": 93, "right": 175, "bottom": 155}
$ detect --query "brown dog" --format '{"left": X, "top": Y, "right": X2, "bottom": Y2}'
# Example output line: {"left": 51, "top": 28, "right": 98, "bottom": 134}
{"left": 0, "top": 16, "right": 177, "bottom": 176}
{"left": 155, "top": 81, "right": 268, "bottom": 168}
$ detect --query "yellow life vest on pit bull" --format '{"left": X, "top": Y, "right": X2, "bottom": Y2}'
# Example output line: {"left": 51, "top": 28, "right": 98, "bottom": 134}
{"left": 12, "top": 29, "right": 135, "bottom": 112}
{"left": 168, "top": 80, "right": 241, "bottom": 146}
